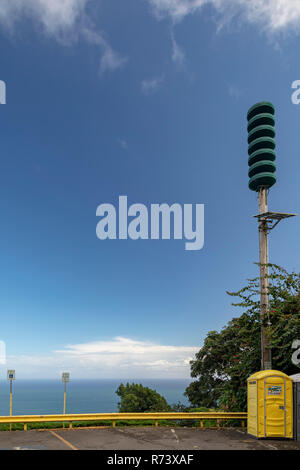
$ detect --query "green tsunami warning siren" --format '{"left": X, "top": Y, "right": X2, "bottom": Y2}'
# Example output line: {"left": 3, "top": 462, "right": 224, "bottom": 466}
{"left": 247, "top": 101, "right": 297, "bottom": 372}
{"left": 247, "top": 101, "right": 276, "bottom": 191}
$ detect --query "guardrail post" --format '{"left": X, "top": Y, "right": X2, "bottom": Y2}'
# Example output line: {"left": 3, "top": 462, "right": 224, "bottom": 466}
{"left": 155, "top": 420, "right": 158, "bottom": 427}
{"left": 200, "top": 420, "right": 204, "bottom": 428}
{"left": 112, "top": 420, "right": 116, "bottom": 427}
{"left": 24, "top": 423, "right": 27, "bottom": 431}
{"left": 241, "top": 420, "right": 245, "bottom": 428}
{"left": 69, "top": 422, "right": 73, "bottom": 429}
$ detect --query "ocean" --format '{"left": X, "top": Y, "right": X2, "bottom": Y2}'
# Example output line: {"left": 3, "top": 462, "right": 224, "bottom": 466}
{"left": 0, "top": 379, "right": 191, "bottom": 416}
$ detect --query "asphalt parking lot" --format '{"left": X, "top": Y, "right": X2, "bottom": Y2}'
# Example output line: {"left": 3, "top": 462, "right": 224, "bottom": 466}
{"left": 0, "top": 427, "right": 300, "bottom": 451}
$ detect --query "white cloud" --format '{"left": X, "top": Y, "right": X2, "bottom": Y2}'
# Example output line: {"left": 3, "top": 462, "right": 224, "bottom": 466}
{"left": 171, "top": 32, "right": 185, "bottom": 65}
{"left": 228, "top": 84, "right": 242, "bottom": 99}
{"left": 0, "top": 340, "right": 5, "bottom": 365}
{"left": 81, "top": 27, "right": 127, "bottom": 74}
{"left": 141, "top": 75, "right": 164, "bottom": 94}
{"left": 0, "top": 0, "right": 88, "bottom": 34}
{"left": 0, "top": 0, "right": 126, "bottom": 73}
{"left": 100, "top": 45, "right": 127, "bottom": 74}
{"left": 118, "top": 138, "right": 128, "bottom": 150}
{"left": 148, "top": 0, "right": 300, "bottom": 33}
{"left": 149, "top": 0, "right": 207, "bottom": 23}
{"left": 6, "top": 336, "right": 198, "bottom": 379}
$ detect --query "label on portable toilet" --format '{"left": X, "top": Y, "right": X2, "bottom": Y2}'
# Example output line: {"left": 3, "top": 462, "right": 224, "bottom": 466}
{"left": 267, "top": 385, "right": 282, "bottom": 395}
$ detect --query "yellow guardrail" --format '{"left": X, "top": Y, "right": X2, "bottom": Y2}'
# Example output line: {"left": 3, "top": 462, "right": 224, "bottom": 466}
{"left": 0, "top": 412, "right": 247, "bottom": 431}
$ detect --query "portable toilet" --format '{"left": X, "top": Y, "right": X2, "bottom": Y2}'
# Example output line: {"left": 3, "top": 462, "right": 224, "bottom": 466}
{"left": 247, "top": 370, "right": 293, "bottom": 439}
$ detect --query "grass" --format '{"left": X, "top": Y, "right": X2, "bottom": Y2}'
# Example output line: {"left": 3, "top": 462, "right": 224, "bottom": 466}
{"left": 0, "top": 420, "right": 181, "bottom": 431}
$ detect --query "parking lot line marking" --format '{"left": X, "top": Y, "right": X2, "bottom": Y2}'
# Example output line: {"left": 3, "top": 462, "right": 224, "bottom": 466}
{"left": 170, "top": 428, "right": 179, "bottom": 444}
{"left": 256, "top": 440, "right": 278, "bottom": 451}
{"left": 236, "top": 429, "right": 278, "bottom": 450}
{"left": 49, "top": 430, "right": 78, "bottom": 450}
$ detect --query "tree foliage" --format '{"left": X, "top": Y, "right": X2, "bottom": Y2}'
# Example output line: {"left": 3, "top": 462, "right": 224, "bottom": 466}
{"left": 116, "top": 382, "right": 171, "bottom": 412}
{"left": 185, "top": 265, "right": 300, "bottom": 411}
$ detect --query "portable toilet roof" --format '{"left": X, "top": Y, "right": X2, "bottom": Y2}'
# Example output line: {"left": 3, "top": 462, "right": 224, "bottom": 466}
{"left": 247, "top": 369, "right": 291, "bottom": 381}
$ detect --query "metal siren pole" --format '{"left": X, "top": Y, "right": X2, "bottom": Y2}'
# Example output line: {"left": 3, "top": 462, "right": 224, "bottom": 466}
{"left": 247, "top": 102, "right": 297, "bottom": 370}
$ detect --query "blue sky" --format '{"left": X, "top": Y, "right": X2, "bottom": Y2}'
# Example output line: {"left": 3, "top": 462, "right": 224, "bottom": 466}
{"left": 0, "top": 0, "right": 300, "bottom": 378}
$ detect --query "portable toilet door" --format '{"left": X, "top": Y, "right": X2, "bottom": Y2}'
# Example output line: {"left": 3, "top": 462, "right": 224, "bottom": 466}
{"left": 248, "top": 370, "right": 293, "bottom": 439}
{"left": 263, "top": 373, "right": 292, "bottom": 438}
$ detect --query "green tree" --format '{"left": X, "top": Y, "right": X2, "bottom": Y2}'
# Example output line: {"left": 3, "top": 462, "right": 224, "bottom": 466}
{"left": 116, "top": 382, "right": 171, "bottom": 412}
{"left": 185, "top": 265, "right": 300, "bottom": 411}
